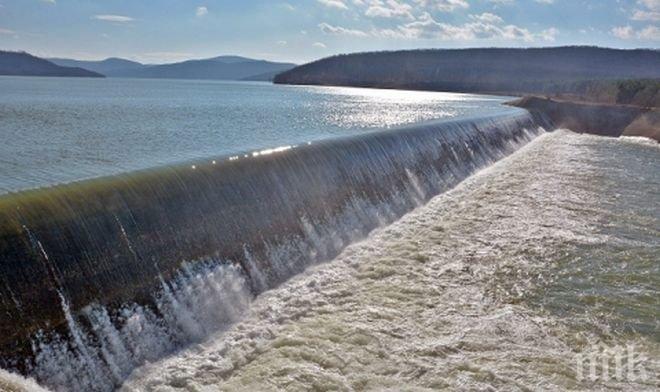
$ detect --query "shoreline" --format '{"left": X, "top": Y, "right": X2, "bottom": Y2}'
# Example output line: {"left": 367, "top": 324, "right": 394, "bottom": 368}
{"left": 273, "top": 78, "right": 660, "bottom": 141}
{"left": 508, "top": 96, "right": 659, "bottom": 141}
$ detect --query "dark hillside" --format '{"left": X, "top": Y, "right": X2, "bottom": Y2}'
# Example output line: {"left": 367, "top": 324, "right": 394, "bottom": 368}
{"left": 275, "top": 47, "right": 660, "bottom": 100}
{"left": 0, "top": 51, "right": 103, "bottom": 77}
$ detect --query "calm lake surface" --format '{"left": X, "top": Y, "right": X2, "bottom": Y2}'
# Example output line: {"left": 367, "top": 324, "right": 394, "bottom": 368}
{"left": 0, "top": 76, "right": 516, "bottom": 193}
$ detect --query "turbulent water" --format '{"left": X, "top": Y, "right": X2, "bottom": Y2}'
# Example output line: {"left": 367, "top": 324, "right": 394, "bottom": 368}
{"left": 114, "top": 131, "right": 659, "bottom": 391}
{"left": 0, "top": 77, "right": 513, "bottom": 193}
{"left": 1, "top": 131, "right": 658, "bottom": 392}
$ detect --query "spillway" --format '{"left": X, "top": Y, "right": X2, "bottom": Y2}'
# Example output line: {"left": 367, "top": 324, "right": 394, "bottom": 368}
{"left": 0, "top": 111, "right": 550, "bottom": 391}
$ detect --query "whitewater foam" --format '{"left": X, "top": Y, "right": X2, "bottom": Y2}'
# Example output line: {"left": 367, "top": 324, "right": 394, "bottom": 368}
{"left": 619, "top": 135, "right": 659, "bottom": 148}
{"left": 0, "top": 369, "right": 50, "bottom": 392}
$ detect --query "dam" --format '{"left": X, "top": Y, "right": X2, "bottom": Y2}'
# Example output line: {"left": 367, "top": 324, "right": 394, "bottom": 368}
{"left": 2, "top": 78, "right": 656, "bottom": 392}
{"left": 0, "top": 98, "right": 548, "bottom": 390}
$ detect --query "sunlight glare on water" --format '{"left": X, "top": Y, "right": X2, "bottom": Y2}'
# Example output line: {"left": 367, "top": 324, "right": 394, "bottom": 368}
{"left": 311, "top": 85, "right": 507, "bottom": 129}
{"left": 0, "top": 77, "right": 517, "bottom": 193}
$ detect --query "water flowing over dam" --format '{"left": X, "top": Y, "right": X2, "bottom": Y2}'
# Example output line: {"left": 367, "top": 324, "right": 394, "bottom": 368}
{"left": 0, "top": 112, "right": 549, "bottom": 391}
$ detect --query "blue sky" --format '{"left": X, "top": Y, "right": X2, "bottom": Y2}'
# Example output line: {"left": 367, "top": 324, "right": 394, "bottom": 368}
{"left": 0, "top": 0, "right": 658, "bottom": 64}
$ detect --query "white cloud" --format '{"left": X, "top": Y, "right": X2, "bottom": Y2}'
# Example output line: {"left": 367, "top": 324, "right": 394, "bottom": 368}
{"left": 0, "top": 27, "right": 15, "bottom": 34}
{"left": 313, "top": 2, "right": 565, "bottom": 44}
{"left": 611, "top": 25, "right": 634, "bottom": 39}
{"left": 631, "top": 10, "right": 660, "bottom": 22}
{"left": 375, "top": 11, "right": 538, "bottom": 41}
{"left": 534, "top": 0, "right": 554, "bottom": 4}
{"left": 498, "top": 25, "right": 535, "bottom": 41}
{"left": 196, "top": 6, "right": 208, "bottom": 17}
{"left": 638, "top": 0, "right": 660, "bottom": 10}
{"left": 539, "top": 27, "right": 558, "bottom": 41}
{"left": 413, "top": 0, "right": 469, "bottom": 12}
{"left": 365, "top": 0, "right": 414, "bottom": 20}
{"left": 632, "top": 9, "right": 660, "bottom": 20}
{"left": 313, "top": 42, "right": 327, "bottom": 48}
{"left": 373, "top": 13, "right": 537, "bottom": 42}
{"left": 637, "top": 25, "right": 660, "bottom": 40}
{"left": 469, "top": 12, "right": 503, "bottom": 24}
{"left": 632, "top": 0, "right": 660, "bottom": 21}
{"left": 277, "top": 40, "right": 288, "bottom": 45}
{"left": 317, "top": 0, "right": 348, "bottom": 9}
{"left": 319, "top": 22, "right": 369, "bottom": 36}
{"left": 41, "top": 0, "right": 56, "bottom": 4}
{"left": 612, "top": 24, "right": 660, "bottom": 40}
{"left": 93, "top": 15, "right": 134, "bottom": 22}
{"left": 319, "top": 10, "right": 554, "bottom": 43}
{"left": 487, "top": 0, "right": 514, "bottom": 5}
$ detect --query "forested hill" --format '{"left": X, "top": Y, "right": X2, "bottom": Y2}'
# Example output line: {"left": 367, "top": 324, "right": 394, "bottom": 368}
{"left": 274, "top": 47, "right": 660, "bottom": 98}
{"left": 0, "top": 51, "right": 103, "bottom": 78}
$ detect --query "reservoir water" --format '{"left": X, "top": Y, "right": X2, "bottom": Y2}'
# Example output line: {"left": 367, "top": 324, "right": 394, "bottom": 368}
{"left": 0, "top": 77, "right": 657, "bottom": 391}
{"left": 0, "top": 76, "right": 515, "bottom": 193}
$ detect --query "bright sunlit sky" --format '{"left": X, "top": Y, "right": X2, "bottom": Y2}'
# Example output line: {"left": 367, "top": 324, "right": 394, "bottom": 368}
{"left": 0, "top": 0, "right": 658, "bottom": 64}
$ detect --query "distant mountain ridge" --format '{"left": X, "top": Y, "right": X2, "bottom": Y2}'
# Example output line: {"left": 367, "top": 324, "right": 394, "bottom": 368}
{"left": 109, "top": 56, "right": 297, "bottom": 81}
{"left": 50, "top": 55, "right": 296, "bottom": 81}
{"left": 49, "top": 57, "right": 146, "bottom": 75}
{"left": 274, "top": 46, "right": 660, "bottom": 95}
{"left": 0, "top": 51, "right": 103, "bottom": 78}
